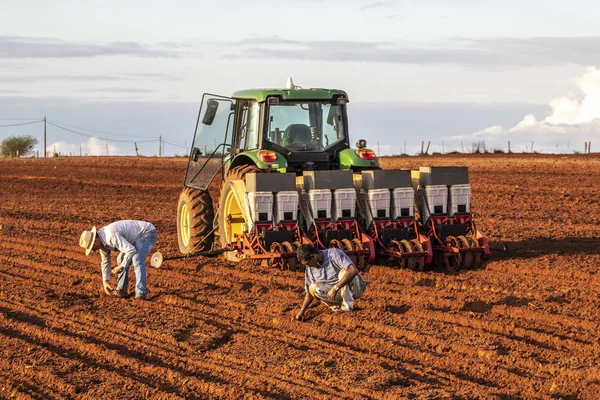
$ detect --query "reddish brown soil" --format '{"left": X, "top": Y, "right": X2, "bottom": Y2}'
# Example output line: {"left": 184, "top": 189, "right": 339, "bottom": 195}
{"left": 1, "top": 154, "right": 600, "bottom": 399}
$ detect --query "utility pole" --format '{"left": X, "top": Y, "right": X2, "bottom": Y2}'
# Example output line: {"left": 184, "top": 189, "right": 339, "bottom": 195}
{"left": 135, "top": 142, "right": 139, "bottom": 157}
{"left": 425, "top": 141, "right": 431, "bottom": 155}
{"left": 421, "top": 141, "right": 424, "bottom": 155}
{"left": 79, "top": 144, "right": 82, "bottom": 156}
{"left": 508, "top": 141, "right": 511, "bottom": 153}
{"left": 159, "top": 136, "right": 162, "bottom": 157}
{"left": 106, "top": 143, "right": 109, "bottom": 156}
{"left": 531, "top": 141, "right": 534, "bottom": 153}
{"left": 43, "top": 116, "right": 47, "bottom": 158}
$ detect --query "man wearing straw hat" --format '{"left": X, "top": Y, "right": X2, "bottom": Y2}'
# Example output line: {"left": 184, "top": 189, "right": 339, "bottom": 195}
{"left": 79, "top": 220, "right": 158, "bottom": 300}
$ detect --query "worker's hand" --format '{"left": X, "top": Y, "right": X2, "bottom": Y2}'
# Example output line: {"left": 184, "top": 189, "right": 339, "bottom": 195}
{"left": 111, "top": 265, "right": 124, "bottom": 275}
{"left": 327, "top": 286, "right": 339, "bottom": 301}
{"left": 294, "top": 310, "right": 305, "bottom": 322}
{"left": 102, "top": 280, "right": 113, "bottom": 295}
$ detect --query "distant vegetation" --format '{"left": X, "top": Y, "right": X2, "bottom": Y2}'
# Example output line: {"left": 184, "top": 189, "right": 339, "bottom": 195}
{"left": 0, "top": 135, "right": 38, "bottom": 158}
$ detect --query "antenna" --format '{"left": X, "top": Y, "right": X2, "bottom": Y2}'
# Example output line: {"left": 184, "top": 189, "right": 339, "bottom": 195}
{"left": 285, "top": 77, "right": 301, "bottom": 89}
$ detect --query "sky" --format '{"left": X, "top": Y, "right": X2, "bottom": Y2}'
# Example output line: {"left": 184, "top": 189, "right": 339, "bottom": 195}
{"left": 1, "top": 0, "right": 600, "bottom": 156}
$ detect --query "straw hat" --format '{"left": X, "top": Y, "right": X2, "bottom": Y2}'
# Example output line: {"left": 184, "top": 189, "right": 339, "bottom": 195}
{"left": 79, "top": 227, "right": 97, "bottom": 255}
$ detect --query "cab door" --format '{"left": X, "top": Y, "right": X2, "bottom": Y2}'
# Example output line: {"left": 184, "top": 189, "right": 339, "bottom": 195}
{"left": 184, "top": 94, "right": 236, "bottom": 189}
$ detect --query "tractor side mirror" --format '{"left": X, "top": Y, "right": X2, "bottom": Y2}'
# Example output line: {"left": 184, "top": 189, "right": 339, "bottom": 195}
{"left": 202, "top": 100, "right": 219, "bottom": 125}
{"left": 191, "top": 147, "right": 201, "bottom": 162}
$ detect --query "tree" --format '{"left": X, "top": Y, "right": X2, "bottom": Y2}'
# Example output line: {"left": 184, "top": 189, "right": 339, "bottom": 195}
{"left": 0, "top": 135, "right": 38, "bottom": 158}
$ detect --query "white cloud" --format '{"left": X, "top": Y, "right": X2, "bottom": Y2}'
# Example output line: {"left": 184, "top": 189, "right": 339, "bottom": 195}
{"left": 473, "top": 67, "right": 600, "bottom": 151}
{"left": 47, "top": 137, "right": 120, "bottom": 156}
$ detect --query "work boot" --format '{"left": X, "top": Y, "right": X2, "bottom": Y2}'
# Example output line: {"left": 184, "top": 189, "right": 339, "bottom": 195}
{"left": 134, "top": 294, "right": 147, "bottom": 301}
{"left": 113, "top": 289, "right": 128, "bottom": 298}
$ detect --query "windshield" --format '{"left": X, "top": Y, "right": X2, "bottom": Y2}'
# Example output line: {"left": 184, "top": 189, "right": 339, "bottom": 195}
{"left": 266, "top": 102, "right": 346, "bottom": 152}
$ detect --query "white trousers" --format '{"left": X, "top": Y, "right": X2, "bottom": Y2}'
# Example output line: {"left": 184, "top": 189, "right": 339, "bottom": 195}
{"left": 308, "top": 270, "right": 366, "bottom": 311}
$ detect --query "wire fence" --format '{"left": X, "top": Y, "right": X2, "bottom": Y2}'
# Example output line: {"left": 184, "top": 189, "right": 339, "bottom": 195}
{"left": 0, "top": 117, "right": 595, "bottom": 157}
{"left": 374, "top": 140, "right": 593, "bottom": 156}
{"left": 0, "top": 117, "right": 190, "bottom": 157}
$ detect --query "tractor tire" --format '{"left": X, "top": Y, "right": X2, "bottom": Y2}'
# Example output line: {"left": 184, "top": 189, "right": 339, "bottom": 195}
{"left": 177, "top": 187, "right": 215, "bottom": 254}
{"left": 217, "top": 165, "right": 262, "bottom": 261}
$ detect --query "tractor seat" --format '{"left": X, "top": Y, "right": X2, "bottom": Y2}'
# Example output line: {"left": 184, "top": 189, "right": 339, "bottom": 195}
{"left": 282, "top": 124, "right": 312, "bottom": 146}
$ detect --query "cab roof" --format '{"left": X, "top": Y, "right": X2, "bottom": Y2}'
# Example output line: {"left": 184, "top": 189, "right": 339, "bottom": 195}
{"left": 231, "top": 88, "right": 348, "bottom": 103}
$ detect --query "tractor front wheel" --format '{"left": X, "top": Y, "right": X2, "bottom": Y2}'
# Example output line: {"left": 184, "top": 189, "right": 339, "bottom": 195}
{"left": 177, "top": 187, "right": 215, "bottom": 254}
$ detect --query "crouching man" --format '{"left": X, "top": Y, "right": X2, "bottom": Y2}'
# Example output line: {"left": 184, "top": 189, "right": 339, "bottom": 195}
{"left": 295, "top": 244, "right": 367, "bottom": 321}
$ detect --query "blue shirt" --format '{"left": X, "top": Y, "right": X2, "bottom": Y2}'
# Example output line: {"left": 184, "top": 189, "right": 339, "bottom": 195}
{"left": 305, "top": 248, "right": 357, "bottom": 292}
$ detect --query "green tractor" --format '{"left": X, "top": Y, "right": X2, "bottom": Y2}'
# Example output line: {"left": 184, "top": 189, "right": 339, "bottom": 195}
{"left": 177, "top": 78, "right": 380, "bottom": 263}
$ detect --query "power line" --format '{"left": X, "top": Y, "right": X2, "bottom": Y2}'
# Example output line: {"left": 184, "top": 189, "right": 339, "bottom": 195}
{"left": 48, "top": 119, "right": 152, "bottom": 139}
{"left": 162, "top": 139, "right": 188, "bottom": 149}
{"left": 46, "top": 121, "right": 157, "bottom": 143}
{"left": 0, "top": 117, "right": 43, "bottom": 121}
{"left": 0, "top": 120, "right": 43, "bottom": 128}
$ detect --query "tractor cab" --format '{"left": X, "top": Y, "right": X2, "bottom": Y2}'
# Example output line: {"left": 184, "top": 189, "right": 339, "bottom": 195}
{"left": 261, "top": 94, "right": 349, "bottom": 172}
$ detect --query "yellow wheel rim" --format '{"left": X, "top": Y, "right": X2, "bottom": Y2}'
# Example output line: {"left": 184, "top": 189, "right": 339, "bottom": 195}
{"left": 180, "top": 203, "right": 190, "bottom": 247}
{"left": 224, "top": 189, "right": 245, "bottom": 244}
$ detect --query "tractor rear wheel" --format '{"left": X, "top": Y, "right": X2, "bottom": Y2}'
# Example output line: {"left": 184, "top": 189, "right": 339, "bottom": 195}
{"left": 177, "top": 187, "right": 215, "bottom": 254}
{"left": 217, "top": 164, "right": 262, "bottom": 261}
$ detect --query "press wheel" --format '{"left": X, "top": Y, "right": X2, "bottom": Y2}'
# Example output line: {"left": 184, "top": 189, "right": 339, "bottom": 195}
{"left": 410, "top": 239, "right": 425, "bottom": 271}
{"left": 444, "top": 236, "right": 463, "bottom": 272}
{"left": 468, "top": 236, "right": 482, "bottom": 269}
{"left": 457, "top": 235, "right": 473, "bottom": 269}
{"left": 388, "top": 240, "right": 406, "bottom": 269}
{"left": 268, "top": 242, "right": 285, "bottom": 269}
{"left": 292, "top": 241, "right": 304, "bottom": 272}
{"left": 401, "top": 239, "right": 417, "bottom": 271}
{"left": 352, "top": 238, "right": 367, "bottom": 271}
{"left": 282, "top": 241, "right": 297, "bottom": 271}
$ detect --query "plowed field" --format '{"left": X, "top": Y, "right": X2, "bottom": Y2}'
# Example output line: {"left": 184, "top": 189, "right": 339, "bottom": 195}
{"left": 1, "top": 154, "right": 600, "bottom": 399}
